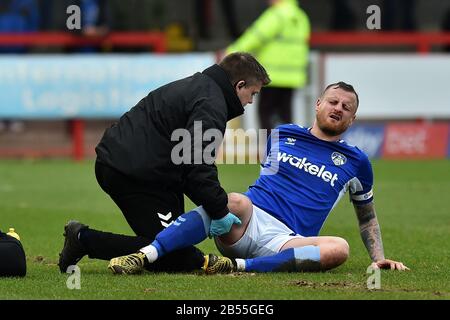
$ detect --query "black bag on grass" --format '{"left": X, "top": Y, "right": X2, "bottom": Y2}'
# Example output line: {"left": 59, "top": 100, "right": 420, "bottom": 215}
{"left": 0, "top": 230, "right": 26, "bottom": 277}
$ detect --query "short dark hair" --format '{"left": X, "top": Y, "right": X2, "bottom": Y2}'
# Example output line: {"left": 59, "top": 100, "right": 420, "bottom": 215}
{"left": 219, "top": 52, "right": 271, "bottom": 87}
{"left": 322, "top": 81, "right": 359, "bottom": 108}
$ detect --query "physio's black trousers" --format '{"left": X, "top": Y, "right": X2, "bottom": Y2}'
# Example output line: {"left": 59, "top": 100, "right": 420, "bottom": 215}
{"left": 79, "top": 161, "right": 204, "bottom": 272}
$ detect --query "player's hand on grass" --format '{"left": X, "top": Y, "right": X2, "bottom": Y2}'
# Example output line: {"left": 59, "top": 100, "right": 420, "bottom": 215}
{"left": 209, "top": 212, "right": 242, "bottom": 237}
{"left": 371, "top": 259, "right": 410, "bottom": 271}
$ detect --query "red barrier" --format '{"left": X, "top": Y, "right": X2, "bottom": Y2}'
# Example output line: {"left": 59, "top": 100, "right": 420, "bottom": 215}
{"left": 2, "top": 32, "right": 450, "bottom": 54}
{"left": 382, "top": 123, "right": 449, "bottom": 159}
{"left": 71, "top": 119, "right": 84, "bottom": 161}
{"left": 310, "top": 32, "right": 450, "bottom": 54}
{"left": 0, "top": 32, "right": 167, "bottom": 52}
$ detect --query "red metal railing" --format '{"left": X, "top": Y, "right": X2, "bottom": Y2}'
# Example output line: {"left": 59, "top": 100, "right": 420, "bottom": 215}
{"left": 310, "top": 32, "right": 450, "bottom": 54}
{"left": 2, "top": 32, "right": 450, "bottom": 54}
{"left": 0, "top": 31, "right": 166, "bottom": 52}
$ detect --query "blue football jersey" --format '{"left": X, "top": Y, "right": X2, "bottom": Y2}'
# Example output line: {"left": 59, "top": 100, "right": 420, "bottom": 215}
{"left": 245, "top": 124, "right": 374, "bottom": 237}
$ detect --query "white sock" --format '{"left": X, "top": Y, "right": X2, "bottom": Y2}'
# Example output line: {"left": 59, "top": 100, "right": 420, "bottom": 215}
{"left": 139, "top": 245, "right": 158, "bottom": 263}
{"left": 235, "top": 258, "right": 246, "bottom": 271}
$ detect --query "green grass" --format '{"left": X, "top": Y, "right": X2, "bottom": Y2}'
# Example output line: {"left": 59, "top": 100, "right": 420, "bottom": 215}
{"left": 0, "top": 159, "right": 449, "bottom": 300}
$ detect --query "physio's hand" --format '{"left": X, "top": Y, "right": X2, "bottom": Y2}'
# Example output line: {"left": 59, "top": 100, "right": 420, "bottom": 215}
{"left": 209, "top": 213, "right": 242, "bottom": 237}
{"left": 371, "top": 259, "right": 410, "bottom": 271}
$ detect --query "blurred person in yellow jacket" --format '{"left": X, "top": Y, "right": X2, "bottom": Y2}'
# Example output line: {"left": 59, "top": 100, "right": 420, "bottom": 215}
{"left": 224, "top": 0, "right": 310, "bottom": 134}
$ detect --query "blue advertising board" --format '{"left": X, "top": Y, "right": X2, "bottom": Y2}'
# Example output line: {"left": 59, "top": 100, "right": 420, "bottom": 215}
{"left": 342, "top": 124, "right": 385, "bottom": 159}
{"left": 0, "top": 53, "right": 215, "bottom": 119}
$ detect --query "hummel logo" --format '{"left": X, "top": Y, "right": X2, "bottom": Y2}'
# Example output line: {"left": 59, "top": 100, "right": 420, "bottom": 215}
{"left": 285, "top": 137, "right": 296, "bottom": 145}
{"left": 158, "top": 212, "right": 173, "bottom": 228}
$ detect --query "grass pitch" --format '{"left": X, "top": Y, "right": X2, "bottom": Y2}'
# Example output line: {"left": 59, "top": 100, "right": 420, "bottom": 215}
{"left": 0, "top": 159, "right": 449, "bottom": 300}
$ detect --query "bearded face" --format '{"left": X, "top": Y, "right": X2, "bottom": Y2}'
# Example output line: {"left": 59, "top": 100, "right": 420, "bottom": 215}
{"left": 315, "top": 87, "right": 357, "bottom": 137}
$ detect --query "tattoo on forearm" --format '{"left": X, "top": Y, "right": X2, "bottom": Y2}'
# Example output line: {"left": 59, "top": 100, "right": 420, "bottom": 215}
{"left": 354, "top": 202, "right": 385, "bottom": 262}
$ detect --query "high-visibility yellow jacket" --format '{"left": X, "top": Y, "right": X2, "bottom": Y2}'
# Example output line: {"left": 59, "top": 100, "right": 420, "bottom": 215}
{"left": 227, "top": 0, "right": 310, "bottom": 88}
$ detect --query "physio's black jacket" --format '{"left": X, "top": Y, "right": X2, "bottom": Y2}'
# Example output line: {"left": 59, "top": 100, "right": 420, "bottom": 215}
{"left": 96, "top": 64, "right": 244, "bottom": 219}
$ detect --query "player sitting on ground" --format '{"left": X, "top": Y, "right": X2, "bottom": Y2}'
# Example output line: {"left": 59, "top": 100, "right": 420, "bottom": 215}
{"left": 108, "top": 82, "right": 409, "bottom": 274}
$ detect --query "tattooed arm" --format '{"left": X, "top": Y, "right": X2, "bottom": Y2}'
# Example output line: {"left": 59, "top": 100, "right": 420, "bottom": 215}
{"left": 353, "top": 201, "right": 384, "bottom": 261}
{"left": 353, "top": 202, "right": 409, "bottom": 271}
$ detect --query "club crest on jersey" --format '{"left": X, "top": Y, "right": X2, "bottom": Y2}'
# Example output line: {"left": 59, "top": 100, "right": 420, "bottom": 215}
{"left": 285, "top": 137, "right": 296, "bottom": 145}
{"left": 331, "top": 152, "right": 347, "bottom": 166}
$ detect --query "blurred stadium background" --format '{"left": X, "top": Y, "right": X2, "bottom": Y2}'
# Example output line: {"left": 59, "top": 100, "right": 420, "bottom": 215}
{"left": 0, "top": 0, "right": 450, "bottom": 160}
{"left": 0, "top": 0, "right": 449, "bottom": 300}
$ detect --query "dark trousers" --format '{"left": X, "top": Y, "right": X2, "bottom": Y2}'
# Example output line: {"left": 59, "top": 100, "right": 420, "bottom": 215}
{"left": 79, "top": 161, "right": 204, "bottom": 272}
{"left": 258, "top": 87, "right": 294, "bottom": 134}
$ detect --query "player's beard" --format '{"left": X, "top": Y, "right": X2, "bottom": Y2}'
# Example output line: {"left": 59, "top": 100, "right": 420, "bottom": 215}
{"left": 316, "top": 115, "right": 350, "bottom": 137}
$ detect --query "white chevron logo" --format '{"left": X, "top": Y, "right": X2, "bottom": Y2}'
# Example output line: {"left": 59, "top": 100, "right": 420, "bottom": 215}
{"left": 158, "top": 212, "right": 173, "bottom": 228}
{"left": 161, "top": 221, "right": 173, "bottom": 228}
{"left": 158, "top": 212, "right": 172, "bottom": 221}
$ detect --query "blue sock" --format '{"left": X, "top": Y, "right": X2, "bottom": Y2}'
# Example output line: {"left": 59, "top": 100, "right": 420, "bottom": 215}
{"left": 244, "top": 246, "right": 321, "bottom": 272}
{"left": 152, "top": 206, "right": 211, "bottom": 258}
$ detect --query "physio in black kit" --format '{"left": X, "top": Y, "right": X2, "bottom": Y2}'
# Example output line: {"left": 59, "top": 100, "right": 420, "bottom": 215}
{"left": 58, "top": 52, "right": 270, "bottom": 273}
